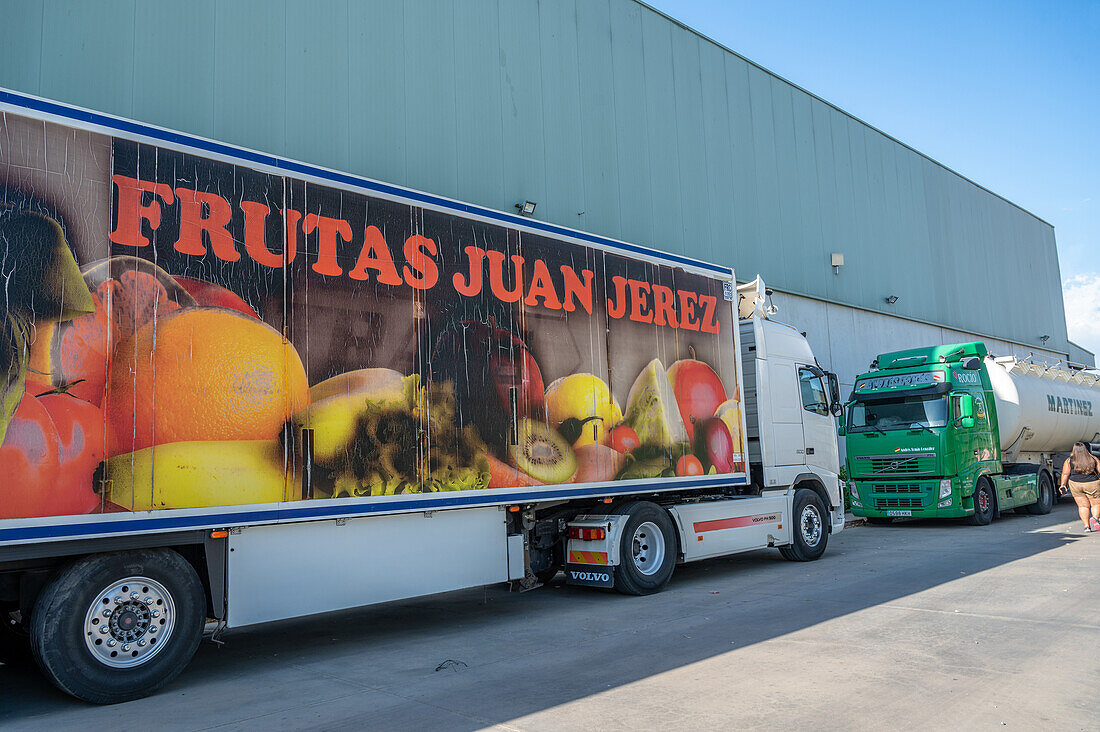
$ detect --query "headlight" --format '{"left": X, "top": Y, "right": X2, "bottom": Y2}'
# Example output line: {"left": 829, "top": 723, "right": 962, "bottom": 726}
{"left": 939, "top": 479, "right": 952, "bottom": 499}
{"left": 850, "top": 482, "right": 859, "bottom": 499}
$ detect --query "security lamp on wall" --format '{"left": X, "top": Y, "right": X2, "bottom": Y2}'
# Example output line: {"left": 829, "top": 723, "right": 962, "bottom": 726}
{"left": 1040, "top": 335, "right": 1050, "bottom": 344}
{"left": 830, "top": 252, "right": 844, "bottom": 275}
{"left": 884, "top": 295, "right": 899, "bottom": 304}
{"left": 515, "top": 200, "right": 537, "bottom": 217}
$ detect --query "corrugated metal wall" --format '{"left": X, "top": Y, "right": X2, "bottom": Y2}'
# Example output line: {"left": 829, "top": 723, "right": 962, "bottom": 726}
{"left": 0, "top": 0, "right": 1069, "bottom": 354}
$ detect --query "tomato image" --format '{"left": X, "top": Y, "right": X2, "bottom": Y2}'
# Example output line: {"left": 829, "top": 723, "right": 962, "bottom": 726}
{"left": 38, "top": 392, "right": 104, "bottom": 515}
{"left": 0, "top": 394, "right": 62, "bottom": 519}
{"left": 608, "top": 424, "right": 641, "bottom": 454}
{"left": 675, "top": 454, "right": 705, "bottom": 477}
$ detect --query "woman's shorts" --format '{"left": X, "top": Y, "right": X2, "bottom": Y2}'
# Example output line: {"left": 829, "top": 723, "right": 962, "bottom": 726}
{"left": 1068, "top": 479, "right": 1100, "bottom": 500}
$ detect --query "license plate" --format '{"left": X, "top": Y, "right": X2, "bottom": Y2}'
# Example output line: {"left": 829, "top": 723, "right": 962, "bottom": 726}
{"left": 565, "top": 564, "right": 614, "bottom": 588}
{"left": 885, "top": 510, "right": 912, "bottom": 517}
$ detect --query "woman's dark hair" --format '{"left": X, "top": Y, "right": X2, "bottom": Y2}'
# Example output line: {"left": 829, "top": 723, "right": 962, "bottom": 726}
{"left": 1070, "top": 442, "right": 1097, "bottom": 475}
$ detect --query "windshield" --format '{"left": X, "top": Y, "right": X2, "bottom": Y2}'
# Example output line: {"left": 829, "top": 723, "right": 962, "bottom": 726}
{"left": 847, "top": 395, "right": 948, "bottom": 433}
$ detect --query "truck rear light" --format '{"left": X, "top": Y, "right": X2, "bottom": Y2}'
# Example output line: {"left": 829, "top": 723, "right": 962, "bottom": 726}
{"left": 568, "top": 527, "right": 606, "bottom": 541}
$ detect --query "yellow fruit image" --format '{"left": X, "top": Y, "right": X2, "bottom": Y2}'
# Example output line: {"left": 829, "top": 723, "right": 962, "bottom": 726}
{"left": 713, "top": 398, "right": 744, "bottom": 453}
{"left": 545, "top": 373, "right": 620, "bottom": 447}
{"left": 106, "top": 307, "right": 309, "bottom": 457}
{"left": 104, "top": 440, "right": 298, "bottom": 510}
{"left": 293, "top": 368, "right": 418, "bottom": 465}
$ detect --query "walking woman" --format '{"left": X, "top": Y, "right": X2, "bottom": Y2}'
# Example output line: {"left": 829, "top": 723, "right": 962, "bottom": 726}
{"left": 1060, "top": 442, "right": 1100, "bottom": 532}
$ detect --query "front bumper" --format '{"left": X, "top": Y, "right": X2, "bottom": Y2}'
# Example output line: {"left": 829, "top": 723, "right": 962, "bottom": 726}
{"left": 848, "top": 478, "right": 970, "bottom": 519}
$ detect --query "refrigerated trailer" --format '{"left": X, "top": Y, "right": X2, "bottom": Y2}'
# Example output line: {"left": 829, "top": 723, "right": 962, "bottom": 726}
{"left": 0, "top": 89, "right": 844, "bottom": 703}
{"left": 844, "top": 341, "right": 1100, "bottom": 524}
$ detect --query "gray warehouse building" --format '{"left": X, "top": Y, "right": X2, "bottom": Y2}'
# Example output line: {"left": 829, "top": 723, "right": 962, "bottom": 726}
{"left": 1, "top": 0, "right": 1090, "bottom": 393}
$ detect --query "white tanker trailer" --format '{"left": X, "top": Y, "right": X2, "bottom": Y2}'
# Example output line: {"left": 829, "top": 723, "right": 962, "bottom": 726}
{"left": 844, "top": 341, "right": 1100, "bottom": 525}
{"left": 987, "top": 356, "right": 1100, "bottom": 457}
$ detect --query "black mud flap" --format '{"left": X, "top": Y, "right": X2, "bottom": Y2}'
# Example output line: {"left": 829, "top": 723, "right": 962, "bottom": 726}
{"left": 565, "top": 564, "right": 614, "bottom": 588}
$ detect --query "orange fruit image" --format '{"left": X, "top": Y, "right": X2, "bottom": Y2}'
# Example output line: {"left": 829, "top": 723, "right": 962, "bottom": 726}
{"left": 106, "top": 307, "right": 308, "bottom": 457}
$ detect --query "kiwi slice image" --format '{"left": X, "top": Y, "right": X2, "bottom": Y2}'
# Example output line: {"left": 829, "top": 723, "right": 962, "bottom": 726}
{"left": 508, "top": 418, "right": 577, "bottom": 484}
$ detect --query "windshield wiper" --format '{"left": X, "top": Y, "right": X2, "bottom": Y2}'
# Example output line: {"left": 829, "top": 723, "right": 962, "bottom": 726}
{"left": 861, "top": 425, "right": 887, "bottom": 436}
{"left": 910, "top": 423, "right": 935, "bottom": 435}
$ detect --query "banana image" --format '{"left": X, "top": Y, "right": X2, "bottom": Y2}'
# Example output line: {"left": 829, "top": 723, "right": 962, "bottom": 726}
{"left": 292, "top": 369, "right": 419, "bottom": 465}
{"left": 104, "top": 440, "right": 299, "bottom": 510}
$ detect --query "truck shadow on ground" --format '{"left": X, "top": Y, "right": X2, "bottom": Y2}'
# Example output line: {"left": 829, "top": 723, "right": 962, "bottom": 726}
{"left": 0, "top": 504, "right": 1088, "bottom": 728}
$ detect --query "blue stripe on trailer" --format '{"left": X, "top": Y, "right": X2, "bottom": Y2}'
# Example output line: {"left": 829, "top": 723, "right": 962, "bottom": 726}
{"left": 0, "top": 88, "right": 732, "bottom": 277}
{"left": 0, "top": 475, "right": 748, "bottom": 544}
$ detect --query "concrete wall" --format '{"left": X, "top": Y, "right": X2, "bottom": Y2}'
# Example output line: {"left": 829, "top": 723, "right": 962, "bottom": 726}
{"left": 0, "top": 0, "right": 1073, "bottom": 358}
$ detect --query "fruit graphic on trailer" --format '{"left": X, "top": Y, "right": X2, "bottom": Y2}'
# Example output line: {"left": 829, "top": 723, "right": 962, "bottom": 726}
{"left": 545, "top": 373, "right": 622, "bottom": 447}
{"left": 0, "top": 396, "right": 61, "bottom": 519}
{"left": 693, "top": 416, "right": 735, "bottom": 474}
{"left": 623, "top": 359, "right": 688, "bottom": 448}
{"left": 507, "top": 418, "right": 576, "bottom": 484}
{"left": 667, "top": 357, "right": 727, "bottom": 440}
{"left": 173, "top": 276, "right": 259, "bottom": 318}
{"left": 105, "top": 307, "right": 309, "bottom": 457}
{"left": 56, "top": 259, "right": 195, "bottom": 406}
{"left": 37, "top": 391, "right": 103, "bottom": 515}
{"left": 430, "top": 318, "right": 545, "bottom": 455}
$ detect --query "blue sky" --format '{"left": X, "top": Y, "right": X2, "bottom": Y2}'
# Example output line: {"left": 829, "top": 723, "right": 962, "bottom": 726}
{"left": 649, "top": 0, "right": 1099, "bottom": 359}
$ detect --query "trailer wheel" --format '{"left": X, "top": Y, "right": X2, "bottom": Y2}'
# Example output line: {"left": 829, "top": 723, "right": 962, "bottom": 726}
{"left": 611, "top": 502, "right": 677, "bottom": 595}
{"left": 29, "top": 549, "right": 205, "bottom": 704}
{"left": 780, "top": 489, "right": 829, "bottom": 561}
{"left": 1025, "top": 472, "right": 1054, "bottom": 515}
{"left": 966, "top": 478, "right": 995, "bottom": 526}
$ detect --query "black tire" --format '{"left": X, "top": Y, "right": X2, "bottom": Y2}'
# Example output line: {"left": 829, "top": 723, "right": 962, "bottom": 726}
{"left": 611, "top": 502, "right": 677, "bottom": 595}
{"left": 866, "top": 517, "right": 893, "bottom": 525}
{"left": 29, "top": 549, "right": 206, "bottom": 704}
{"left": 780, "top": 489, "right": 829, "bottom": 561}
{"left": 966, "top": 478, "right": 995, "bottom": 526}
{"left": 1025, "top": 472, "right": 1054, "bottom": 515}
{"left": 0, "top": 606, "right": 34, "bottom": 667}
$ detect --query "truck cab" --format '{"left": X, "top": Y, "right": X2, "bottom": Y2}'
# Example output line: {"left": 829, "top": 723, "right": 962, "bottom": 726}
{"left": 843, "top": 342, "right": 1049, "bottom": 524}
{"left": 737, "top": 280, "right": 845, "bottom": 534}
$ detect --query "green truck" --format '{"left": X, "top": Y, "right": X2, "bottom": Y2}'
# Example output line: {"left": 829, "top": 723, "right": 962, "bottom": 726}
{"left": 842, "top": 342, "right": 1100, "bottom": 525}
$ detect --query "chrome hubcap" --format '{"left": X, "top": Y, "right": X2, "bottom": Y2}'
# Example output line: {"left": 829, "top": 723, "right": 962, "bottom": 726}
{"left": 631, "top": 521, "right": 666, "bottom": 576}
{"left": 83, "top": 576, "right": 174, "bottom": 668}
{"left": 978, "top": 489, "right": 990, "bottom": 512}
{"left": 800, "top": 505, "right": 822, "bottom": 547}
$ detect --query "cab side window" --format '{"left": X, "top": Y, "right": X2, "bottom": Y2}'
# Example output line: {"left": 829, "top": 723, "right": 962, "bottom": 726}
{"left": 799, "top": 368, "right": 828, "bottom": 416}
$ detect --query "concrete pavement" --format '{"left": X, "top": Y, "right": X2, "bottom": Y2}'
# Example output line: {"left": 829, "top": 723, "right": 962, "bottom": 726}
{"left": 2, "top": 502, "right": 1097, "bottom": 729}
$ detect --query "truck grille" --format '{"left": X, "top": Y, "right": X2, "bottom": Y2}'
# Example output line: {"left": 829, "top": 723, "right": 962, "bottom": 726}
{"left": 867, "top": 483, "right": 923, "bottom": 494}
{"left": 874, "top": 497, "right": 926, "bottom": 509}
{"left": 854, "top": 453, "right": 936, "bottom": 477}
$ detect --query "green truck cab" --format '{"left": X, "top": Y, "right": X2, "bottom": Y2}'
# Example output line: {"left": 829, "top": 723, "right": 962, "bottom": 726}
{"left": 841, "top": 343, "right": 1057, "bottom": 525}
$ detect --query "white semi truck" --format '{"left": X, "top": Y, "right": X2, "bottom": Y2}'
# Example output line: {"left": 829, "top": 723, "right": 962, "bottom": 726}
{"left": 0, "top": 89, "right": 843, "bottom": 703}
{"left": 846, "top": 341, "right": 1100, "bottom": 524}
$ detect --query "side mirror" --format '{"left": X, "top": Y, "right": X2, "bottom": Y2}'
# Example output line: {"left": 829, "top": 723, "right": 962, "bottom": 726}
{"left": 826, "top": 373, "right": 841, "bottom": 414}
{"left": 836, "top": 413, "right": 846, "bottom": 437}
{"left": 954, "top": 393, "right": 975, "bottom": 428}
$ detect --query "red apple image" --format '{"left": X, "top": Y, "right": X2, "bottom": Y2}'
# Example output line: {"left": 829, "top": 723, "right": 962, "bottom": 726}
{"left": 430, "top": 317, "right": 545, "bottom": 455}
{"left": 173, "top": 276, "right": 259, "bottom": 318}
{"left": 693, "top": 416, "right": 735, "bottom": 474}
{"left": 667, "top": 358, "right": 727, "bottom": 439}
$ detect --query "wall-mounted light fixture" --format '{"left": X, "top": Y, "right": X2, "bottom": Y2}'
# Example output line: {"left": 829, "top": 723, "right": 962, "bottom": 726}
{"left": 515, "top": 200, "right": 537, "bottom": 217}
{"left": 1039, "top": 334, "right": 1050, "bottom": 344}
{"left": 884, "top": 295, "right": 899, "bottom": 305}
{"left": 830, "top": 252, "right": 844, "bottom": 275}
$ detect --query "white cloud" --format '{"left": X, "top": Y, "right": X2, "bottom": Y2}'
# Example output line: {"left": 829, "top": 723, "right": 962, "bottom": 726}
{"left": 1063, "top": 274, "right": 1100, "bottom": 362}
